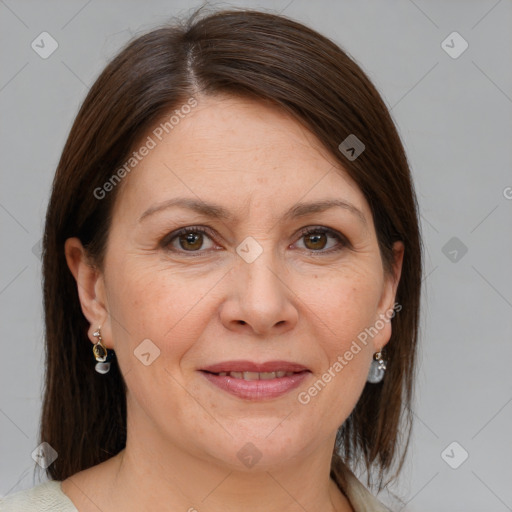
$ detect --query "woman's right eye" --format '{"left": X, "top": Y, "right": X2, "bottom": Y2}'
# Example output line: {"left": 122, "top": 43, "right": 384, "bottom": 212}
{"left": 161, "top": 227, "right": 218, "bottom": 255}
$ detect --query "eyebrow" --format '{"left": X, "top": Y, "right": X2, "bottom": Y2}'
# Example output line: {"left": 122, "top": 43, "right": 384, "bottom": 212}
{"left": 138, "top": 197, "right": 367, "bottom": 226}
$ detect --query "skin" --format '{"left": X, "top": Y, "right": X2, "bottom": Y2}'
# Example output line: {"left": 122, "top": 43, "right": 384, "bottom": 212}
{"left": 63, "top": 94, "right": 403, "bottom": 512}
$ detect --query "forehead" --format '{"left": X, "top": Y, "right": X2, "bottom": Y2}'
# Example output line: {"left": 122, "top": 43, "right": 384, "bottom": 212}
{"left": 113, "top": 94, "right": 370, "bottom": 223}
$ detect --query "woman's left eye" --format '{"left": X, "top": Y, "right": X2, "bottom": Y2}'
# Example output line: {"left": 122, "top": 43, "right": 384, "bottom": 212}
{"left": 161, "top": 225, "right": 347, "bottom": 256}
{"left": 293, "top": 227, "right": 347, "bottom": 253}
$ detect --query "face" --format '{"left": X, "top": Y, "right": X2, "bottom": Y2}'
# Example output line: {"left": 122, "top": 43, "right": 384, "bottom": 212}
{"left": 68, "top": 94, "right": 402, "bottom": 471}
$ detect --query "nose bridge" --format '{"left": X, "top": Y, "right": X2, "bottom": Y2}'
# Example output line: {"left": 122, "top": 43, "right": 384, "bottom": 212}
{"left": 227, "top": 236, "right": 296, "bottom": 333}
{"left": 236, "top": 237, "right": 282, "bottom": 301}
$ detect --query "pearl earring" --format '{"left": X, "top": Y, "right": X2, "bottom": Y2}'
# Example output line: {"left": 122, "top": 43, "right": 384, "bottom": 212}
{"left": 367, "top": 351, "right": 386, "bottom": 383}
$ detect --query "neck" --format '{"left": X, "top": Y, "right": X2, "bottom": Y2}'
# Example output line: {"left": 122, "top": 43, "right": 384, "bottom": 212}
{"left": 109, "top": 449, "right": 349, "bottom": 511}
{"left": 101, "top": 404, "right": 353, "bottom": 511}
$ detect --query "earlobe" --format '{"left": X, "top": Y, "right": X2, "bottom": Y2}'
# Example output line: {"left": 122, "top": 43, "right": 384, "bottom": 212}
{"left": 64, "top": 237, "right": 109, "bottom": 334}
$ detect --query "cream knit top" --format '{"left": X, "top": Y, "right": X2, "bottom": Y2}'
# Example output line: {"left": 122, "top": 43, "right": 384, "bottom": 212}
{"left": 1, "top": 464, "right": 391, "bottom": 511}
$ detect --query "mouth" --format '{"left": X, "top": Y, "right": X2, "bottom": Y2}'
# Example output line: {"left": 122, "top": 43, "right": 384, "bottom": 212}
{"left": 199, "top": 360, "right": 311, "bottom": 400}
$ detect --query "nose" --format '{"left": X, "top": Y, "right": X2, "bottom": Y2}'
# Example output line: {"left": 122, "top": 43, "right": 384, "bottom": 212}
{"left": 219, "top": 246, "right": 299, "bottom": 336}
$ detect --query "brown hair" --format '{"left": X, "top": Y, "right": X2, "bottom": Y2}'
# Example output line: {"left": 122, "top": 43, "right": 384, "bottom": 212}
{"left": 40, "top": 6, "right": 421, "bottom": 492}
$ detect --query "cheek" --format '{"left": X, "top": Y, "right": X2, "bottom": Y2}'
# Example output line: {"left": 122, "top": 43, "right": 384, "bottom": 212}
{"left": 303, "top": 264, "right": 384, "bottom": 344}
{"left": 106, "top": 261, "right": 221, "bottom": 362}
{"left": 294, "top": 267, "right": 382, "bottom": 413}
{"left": 105, "top": 264, "right": 220, "bottom": 431}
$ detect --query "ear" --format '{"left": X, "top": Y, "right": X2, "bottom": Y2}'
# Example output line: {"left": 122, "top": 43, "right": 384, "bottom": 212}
{"left": 373, "top": 241, "right": 404, "bottom": 352}
{"left": 64, "top": 237, "right": 112, "bottom": 347}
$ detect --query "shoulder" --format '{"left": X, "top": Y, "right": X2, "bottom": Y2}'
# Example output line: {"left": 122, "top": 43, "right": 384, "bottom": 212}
{"left": 331, "top": 459, "right": 393, "bottom": 512}
{"left": 342, "top": 468, "right": 393, "bottom": 512}
{"left": 0, "top": 481, "right": 78, "bottom": 512}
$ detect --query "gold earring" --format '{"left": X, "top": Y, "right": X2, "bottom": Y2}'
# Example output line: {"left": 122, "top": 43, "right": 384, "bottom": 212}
{"left": 92, "top": 326, "right": 114, "bottom": 374}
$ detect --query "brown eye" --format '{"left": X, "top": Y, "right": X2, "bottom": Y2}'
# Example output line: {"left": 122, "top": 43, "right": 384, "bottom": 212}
{"left": 296, "top": 227, "right": 347, "bottom": 253}
{"left": 178, "top": 231, "right": 204, "bottom": 251}
{"left": 162, "top": 227, "right": 217, "bottom": 254}
{"left": 303, "top": 232, "right": 328, "bottom": 251}
{"left": 162, "top": 225, "right": 347, "bottom": 257}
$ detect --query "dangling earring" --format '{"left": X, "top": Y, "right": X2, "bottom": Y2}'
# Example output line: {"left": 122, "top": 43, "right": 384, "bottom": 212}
{"left": 92, "top": 326, "right": 114, "bottom": 374}
{"left": 367, "top": 351, "right": 386, "bottom": 383}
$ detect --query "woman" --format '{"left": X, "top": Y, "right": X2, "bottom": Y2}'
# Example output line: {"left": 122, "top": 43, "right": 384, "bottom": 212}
{"left": 1, "top": 7, "right": 421, "bottom": 511}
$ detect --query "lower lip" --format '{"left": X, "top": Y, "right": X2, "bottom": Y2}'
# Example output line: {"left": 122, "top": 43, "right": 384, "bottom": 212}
{"left": 200, "top": 371, "right": 310, "bottom": 400}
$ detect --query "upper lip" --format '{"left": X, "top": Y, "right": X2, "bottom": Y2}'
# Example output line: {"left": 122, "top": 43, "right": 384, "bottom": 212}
{"left": 200, "top": 360, "right": 310, "bottom": 373}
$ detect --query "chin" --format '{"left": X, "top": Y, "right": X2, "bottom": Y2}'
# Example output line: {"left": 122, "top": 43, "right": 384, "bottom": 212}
{"left": 200, "top": 424, "right": 315, "bottom": 471}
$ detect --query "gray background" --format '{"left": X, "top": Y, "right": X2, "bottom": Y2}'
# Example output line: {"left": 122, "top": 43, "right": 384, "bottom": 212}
{"left": 1, "top": 0, "right": 511, "bottom": 510}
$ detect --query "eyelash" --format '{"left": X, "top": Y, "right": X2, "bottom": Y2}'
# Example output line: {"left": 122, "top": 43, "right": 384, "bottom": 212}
{"left": 160, "top": 225, "right": 349, "bottom": 257}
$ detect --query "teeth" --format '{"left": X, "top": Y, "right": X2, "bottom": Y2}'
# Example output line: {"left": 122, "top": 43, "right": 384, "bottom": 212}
{"left": 215, "top": 371, "right": 296, "bottom": 380}
{"left": 243, "top": 371, "right": 260, "bottom": 381}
